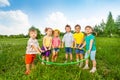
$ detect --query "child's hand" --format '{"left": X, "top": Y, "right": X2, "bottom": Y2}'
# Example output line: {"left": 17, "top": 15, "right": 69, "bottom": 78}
{"left": 41, "top": 50, "right": 44, "bottom": 53}
{"left": 37, "top": 51, "right": 41, "bottom": 55}
{"left": 61, "top": 46, "right": 64, "bottom": 48}
{"left": 48, "top": 47, "right": 51, "bottom": 50}
{"left": 79, "top": 47, "right": 82, "bottom": 50}
{"left": 87, "top": 50, "right": 91, "bottom": 54}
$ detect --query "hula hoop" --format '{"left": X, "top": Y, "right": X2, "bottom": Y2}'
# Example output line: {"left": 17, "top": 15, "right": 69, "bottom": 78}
{"left": 37, "top": 51, "right": 90, "bottom": 66}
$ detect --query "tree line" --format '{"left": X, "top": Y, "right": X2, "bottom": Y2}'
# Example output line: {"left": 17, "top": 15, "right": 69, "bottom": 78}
{"left": 94, "top": 12, "right": 120, "bottom": 37}
{"left": 0, "top": 11, "right": 120, "bottom": 38}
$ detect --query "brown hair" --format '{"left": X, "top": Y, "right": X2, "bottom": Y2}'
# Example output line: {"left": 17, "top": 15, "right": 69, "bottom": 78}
{"left": 45, "top": 27, "right": 53, "bottom": 32}
{"left": 65, "top": 24, "right": 71, "bottom": 29}
{"left": 75, "top": 24, "right": 81, "bottom": 29}
{"left": 53, "top": 29, "right": 60, "bottom": 34}
{"left": 85, "top": 25, "right": 93, "bottom": 31}
{"left": 28, "top": 27, "right": 37, "bottom": 34}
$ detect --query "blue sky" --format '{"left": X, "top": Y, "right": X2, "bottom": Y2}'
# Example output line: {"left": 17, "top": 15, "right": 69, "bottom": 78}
{"left": 0, "top": 0, "right": 120, "bottom": 35}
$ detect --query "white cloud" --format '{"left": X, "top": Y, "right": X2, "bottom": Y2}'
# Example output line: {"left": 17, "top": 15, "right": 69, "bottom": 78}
{"left": 0, "top": 10, "right": 30, "bottom": 35}
{"left": 45, "top": 12, "right": 104, "bottom": 33}
{"left": 0, "top": 0, "right": 10, "bottom": 7}
{"left": 45, "top": 12, "right": 71, "bottom": 32}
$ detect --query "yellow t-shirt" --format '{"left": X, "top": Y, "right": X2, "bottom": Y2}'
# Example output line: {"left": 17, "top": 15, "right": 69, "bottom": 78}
{"left": 73, "top": 32, "right": 84, "bottom": 44}
{"left": 43, "top": 36, "right": 52, "bottom": 47}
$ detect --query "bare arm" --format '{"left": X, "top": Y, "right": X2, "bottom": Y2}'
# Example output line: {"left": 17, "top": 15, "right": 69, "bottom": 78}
{"left": 43, "top": 37, "right": 47, "bottom": 50}
{"left": 49, "top": 37, "right": 52, "bottom": 50}
{"left": 79, "top": 41, "right": 86, "bottom": 49}
{"left": 89, "top": 39, "right": 93, "bottom": 51}
{"left": 31, "top": 45, "right": 40, "bottom": 53}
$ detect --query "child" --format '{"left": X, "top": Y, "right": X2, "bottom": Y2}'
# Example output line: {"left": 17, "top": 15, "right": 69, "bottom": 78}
{"left": 80, "top": 26, "right": 97, "bottom": 73}
{"left": 25, "top": 28, "right": 42, "bottom": 75}
{"left": 62, "top": 25, "right": 74, "bottom": 63}
{"left": 41, "top": 27, "right": 53, "bottom": 64}
{"left": 73, "top": 24, "right": 84, "bottom": 67}
{"left": 52, "top": 29, "right": 61, "bottom": 62}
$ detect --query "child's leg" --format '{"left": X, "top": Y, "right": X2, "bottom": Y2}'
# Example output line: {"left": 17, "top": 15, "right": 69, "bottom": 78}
{"left": 70, "top": 53, "right": 73, "bottom": 61}
{"left": 65, "top": 54, "right": 68, "bottom": 60}
{"left": 76, "top": 54, "right": 79, "bottom": 61}
{"left": 92, "top": 60, "right": 96, "bottom": 68}
{"left": 26, "top": 64, "right": 30, "bottom": 72}
{"left": 41, "top": 56, "right": 45, "bottom": 64}
{"left": 52, "top": 51, "right": 55, "bottom": 62}
{"left": 55, "top": 52, "right": 58, "bottom": 62}
{"left": 25, "top": 54, "right": 32, "bottom": 74}
{"left": 80, "top": 54, "right": 83, "bottom": 59}
{"left": 31, "top": 62, "right": 35, "bottom": 69}
{"left": 46, "top": 57, "right": 49, "bottom": 62}
{"left": 90, "top": 51, "right": 96, "bottom": 69}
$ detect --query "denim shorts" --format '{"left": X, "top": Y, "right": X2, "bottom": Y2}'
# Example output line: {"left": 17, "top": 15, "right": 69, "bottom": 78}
{"left": 75, "top": 44, "right": 84, "bottom": 54}
{"left": 65, "top": 47, "right": 72, "bottom": 54}
{"left": 85, "top": 50, "right": 96, "bottom": 60}
{"left": 53, "top": 48, "right": 59, "bottom": 52}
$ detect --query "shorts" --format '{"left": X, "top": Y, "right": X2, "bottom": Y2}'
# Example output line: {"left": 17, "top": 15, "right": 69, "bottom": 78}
{"left": 53, "top": 48, "right": 59, "bottom": 52}
{"left": 75, "top": 44, "right": 84, "bottom": 54}
{"left": 85, "top": 50, "right": 96, "bottom": 60}
{"left": 41, "top": 46, "right": 51, "bottom": 57}
{"left": 25, "top": 54, "right": 36, "bottom": 64}
{"left": 65, "top": 47, "right": 72, "bottom": 54}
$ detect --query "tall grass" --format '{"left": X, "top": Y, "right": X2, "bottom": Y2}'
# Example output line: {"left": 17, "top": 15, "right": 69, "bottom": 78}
{"left": 0, "top": 37, "right": 120, "bottom": 80}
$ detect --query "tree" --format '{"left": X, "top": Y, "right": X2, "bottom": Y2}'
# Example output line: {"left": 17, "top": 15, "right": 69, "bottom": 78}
{"left": 115, "top": 15, "right": 120, "bottom": 36}
{"left": 104, "top": 12, "right": 115, "bottom": 36}
{"left": 93, "top": 20, "right": 106, "bottom": 36}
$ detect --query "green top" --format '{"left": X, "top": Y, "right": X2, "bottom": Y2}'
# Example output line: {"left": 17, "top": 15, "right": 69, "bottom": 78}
{"left": 85, "top": 34, "right": 96, "bottom": 51}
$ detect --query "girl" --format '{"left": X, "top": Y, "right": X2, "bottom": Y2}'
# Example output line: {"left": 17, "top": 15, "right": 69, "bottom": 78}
{"left": 41, "top": 27, "right": 53, "bottom": 65}
{"left": 52, "top": 29, "right": 61, "bottom": 62}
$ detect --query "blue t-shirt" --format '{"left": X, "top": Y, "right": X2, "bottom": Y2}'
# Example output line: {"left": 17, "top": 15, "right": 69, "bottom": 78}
{"left": 85, "top": 34, "right": 96, "bottom": 51}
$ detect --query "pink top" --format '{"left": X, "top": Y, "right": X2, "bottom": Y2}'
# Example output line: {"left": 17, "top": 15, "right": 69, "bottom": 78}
{"left": 52, "top": 37, "right": 61, "bottom": 48}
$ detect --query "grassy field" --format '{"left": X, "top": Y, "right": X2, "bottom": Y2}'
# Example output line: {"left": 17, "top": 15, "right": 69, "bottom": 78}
{"left": 0, "top": 37, "right": 120, "bottom": 80}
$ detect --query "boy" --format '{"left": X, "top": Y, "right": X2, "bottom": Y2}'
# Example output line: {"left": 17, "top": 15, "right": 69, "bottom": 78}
{"left": 25, "top": 28, "right": 42, "bottom": 75}
{"left": 80, "top": 26, "right": 97, "bottom": 73}
{"left": 73, "top": 24, "right": 84, "bottom": 67}
{"left": 62, "top": 25, "right": 74, "bottom": 63}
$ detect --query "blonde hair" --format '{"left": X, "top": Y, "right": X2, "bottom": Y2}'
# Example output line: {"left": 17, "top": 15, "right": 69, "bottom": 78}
{"left": 53, "top": 29, "right": 60, "bottom": 34}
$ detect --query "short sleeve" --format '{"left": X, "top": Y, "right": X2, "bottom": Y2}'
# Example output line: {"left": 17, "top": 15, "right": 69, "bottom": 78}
{"left": 90, "top": 35, "right": 95, "bottom": 40}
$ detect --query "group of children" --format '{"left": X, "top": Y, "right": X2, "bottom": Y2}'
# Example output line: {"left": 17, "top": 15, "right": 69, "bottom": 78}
{"left": 25, "top": 24, "right": 97, "bottom": 75}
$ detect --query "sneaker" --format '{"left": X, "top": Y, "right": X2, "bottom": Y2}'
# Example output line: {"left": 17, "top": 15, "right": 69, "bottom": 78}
{"left": 90, "top": 68, "right": 96, "bottom": 73}
{"left": 79, "top": 62, "right": 83, "bottom": 68}
{"left": 83, "top": 66, "right": 89, "bottom": 69}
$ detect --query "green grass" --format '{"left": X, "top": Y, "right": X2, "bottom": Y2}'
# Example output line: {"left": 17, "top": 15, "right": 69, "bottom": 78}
{"left": 0, "top": 37, "right": 120, "bottom": 80}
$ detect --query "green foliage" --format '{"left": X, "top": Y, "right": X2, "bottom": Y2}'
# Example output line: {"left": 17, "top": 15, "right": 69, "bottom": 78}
{"left": 0, "top": 38, "right": 120, "bottom": 80}
{"left": 94, "top": 12, "right": 120, "bottom": 37}
{"left": 105, "top": 12, "right": 116, "bottom": 35}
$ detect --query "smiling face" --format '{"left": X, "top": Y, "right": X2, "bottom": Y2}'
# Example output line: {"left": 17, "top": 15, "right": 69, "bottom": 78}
{"left": 53, "top": 30, "right": 60, "bottom": 37}
{"left": 29, "top": 30, "right": 37, "bottom": 39}
{"left": 65, "top": 27, "right": 71, "bottom": 33}
{"left": 75, "top": 26, "right": 81, "bottom": 33}
{"left": 46, "top": 28, "right": 53, "bottom": 36}
{"left": 85, "top": 27, "right": 93, "bottom": 34}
